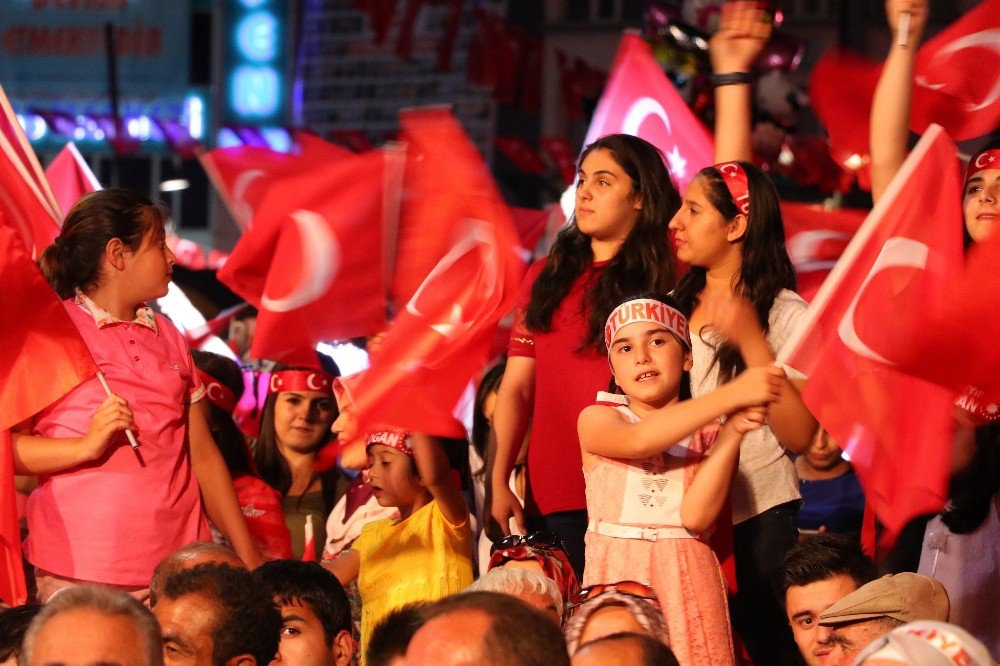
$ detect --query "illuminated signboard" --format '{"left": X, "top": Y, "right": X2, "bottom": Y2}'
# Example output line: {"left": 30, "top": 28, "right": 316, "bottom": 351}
{"left": 221, "top": 0, "right": 290, "bottom": 128}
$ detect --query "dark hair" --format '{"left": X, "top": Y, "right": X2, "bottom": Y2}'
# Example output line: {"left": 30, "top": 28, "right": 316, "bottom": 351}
{"left": 419, "top": 591, "right": 569, "bottom": 666}
{"left": 774, "top": 533, "right": 879, "bottom": 605}
{"left": 191, "top": 350, "right": 251, "bottom": 475}
{"left": 366, "top": 603, "right": 430, "bottom": 666}
{"left": 942, "top": 421, "right": 1000, "bottom": 534}
{"left": 255, "top": 355, "right": 341, "bottom": 498}
{"left": 0, "top": 605, "right": 41, "bottom": 662}
{"left": 148, "top": 541, "right": 244, "bottom": 608}
{"left": 471, "top": 360, "right": 507, "bottom": 476}
{"left": 524, "top": 134, "right": 679, "bottom": 352}
{"left": 578, "top": 632, "right": 680, "bottom": 666}
{"left": 606, "top": 292, "right": 691, "bottom": 400}
{"left": 38, "top": 188, "right": 166, "bottom": 299}
{"left": 673, "top": 162, "right": 796, "bottom": 383}
{"left": 160, "top": 564, "right": 280, "bottom": 666}
{"left": 254, "top": 560, "right": 351, "bottom": 643}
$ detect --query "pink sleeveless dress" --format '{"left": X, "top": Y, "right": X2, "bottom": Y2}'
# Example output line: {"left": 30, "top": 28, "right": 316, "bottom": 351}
{"left": 583, "top": 394, "right": 735, "bottom": 666}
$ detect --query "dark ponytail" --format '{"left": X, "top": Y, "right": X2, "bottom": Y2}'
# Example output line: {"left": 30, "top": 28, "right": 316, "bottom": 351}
{"left": 38, "top": 188, "right": 165, "bottom": 299}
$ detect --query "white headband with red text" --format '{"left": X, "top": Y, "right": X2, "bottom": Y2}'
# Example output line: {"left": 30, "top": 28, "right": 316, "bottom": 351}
{"left": 604, "top": 299, "right": 691, "bottom": 351}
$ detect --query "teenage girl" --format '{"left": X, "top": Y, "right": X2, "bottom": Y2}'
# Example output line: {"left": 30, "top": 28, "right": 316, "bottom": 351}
{"left": 579, "top": 293, "right": 784, "bottom": 665}
{"left": 254, "top": 358, "right": 346, "bottom": 560}
{"left": 672, "top": 4, "right": 819, "bottom": 662}
{"left": 15, "top": 189, "right": 260, "bottom": 600}
{"left": 488, "top": 134, "right": 680, "bottom": 576}
{"left": 325, "top": 430, "right": 473, "bottom": 663}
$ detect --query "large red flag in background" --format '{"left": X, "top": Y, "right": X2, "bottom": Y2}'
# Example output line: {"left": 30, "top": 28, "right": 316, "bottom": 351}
{"left": 811, "top": 0, "right": 1000, "bottom": 176}
{"left": 781, "top": 125, "right": 964, "bottom": 545}
{"left": 0, "top": 86, "right": 62, "bottom": 257}
{"left": 45, "top": 142, "right": 101, "bottom": 217}
{"left": 351, "top": 111, "right": 525, "bottom": 441}
{"left": 217, "top": 148, "right": 398, "bottom": 364}
{"left": 912, "top": 0, "right": 1000, "bottom": 141}
{"left": 781, "top": 203, "right": 867, "bottom": 302}
{"left": 583, "top": 32, "right": 714, "bottom": 191}
{"left": 200, "top": 136, "right": 350, "bottom": 230}
{"left": 0, "top": 213, "right": 100, "bottom": 605}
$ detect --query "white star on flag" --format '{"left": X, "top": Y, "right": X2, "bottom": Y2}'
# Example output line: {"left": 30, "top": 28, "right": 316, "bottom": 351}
{"left": 666, "top": 146, "right": 687, "bottom": 181}
{"left": 987, "top": 403, "right": 999, "bottom": 414}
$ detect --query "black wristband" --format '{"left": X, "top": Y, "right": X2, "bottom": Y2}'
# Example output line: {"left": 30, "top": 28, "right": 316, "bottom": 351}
{"left": 710, "top": 72, "right": 754, "bottom": 87}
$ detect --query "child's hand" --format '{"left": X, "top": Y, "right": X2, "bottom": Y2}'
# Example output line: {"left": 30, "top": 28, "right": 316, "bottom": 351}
{"left": 81, "top": 395, "right": 134, "bottom": 460}
{"left": 709, "top": 1, "right": 773, "bottom": 75}
{"left": 726, "top": 406, "right": 768, "bottom": 435}
{"left": 733, "top": 365, "right": 785, "bottom": 408}
{"left": 885, "top": 0, "right": 928, "bottom": 47}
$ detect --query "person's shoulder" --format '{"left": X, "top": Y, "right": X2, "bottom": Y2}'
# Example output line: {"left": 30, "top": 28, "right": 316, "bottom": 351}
{"left": 773, "top": 289, "right": 809, "bottom": 312}
{"left": 768, "top": 289, "right": 809, "bottom": 331}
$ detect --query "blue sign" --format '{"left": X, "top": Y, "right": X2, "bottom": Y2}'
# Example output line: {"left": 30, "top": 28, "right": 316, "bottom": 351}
{"left": 221, "top": 0, "right": 290, "bottom": 127}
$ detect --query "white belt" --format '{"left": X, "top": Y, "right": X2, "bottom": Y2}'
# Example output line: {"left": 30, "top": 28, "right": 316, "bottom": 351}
{"left": 588, "top": 520, "right": 702, "bottom": 542}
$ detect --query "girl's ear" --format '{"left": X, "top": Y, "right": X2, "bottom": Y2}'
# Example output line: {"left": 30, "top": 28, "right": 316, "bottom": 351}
{"left": 104, "top": 237, "right": 127, "bottom": 271}
{"left": 632, "top": 195, "right": 643, "bottom": 211}
{"left": 726, "top": 213, "right": 749, "bottom": 243}
{"left": 683, "top": 352, "right": 693, "bottom": 372}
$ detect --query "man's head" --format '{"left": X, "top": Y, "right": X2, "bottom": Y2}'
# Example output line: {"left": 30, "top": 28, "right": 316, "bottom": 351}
{"left": 254, "top": 560, "right": 353, "bottom": 666}
{"left": 366, "top": 604, "right": 429, "bottom": 666}
{"left": 153, "top": 564, "right": 281, "bottom": 666}
{"left": 19, "top": 586, "right": 162, "bottom": 666}
{"left": 148, "top": 542, "right": 245, "bottom": 607}
{"left": 816, "top": 574, "right": 951, "bottom": 666}
{"left": 775, "top": 534, "right": 879, "bottom": 665}
{"left": 570, "top": 632, "right": 679, "bottom": 666}
{"left": 466, "top": 566, "right": 563, "bottom": 623}
{"left": 853, "top": 620, "right": 993, "bottom": 666}
{"left": 405, "top": 592, "right": 569, "bottom": 666}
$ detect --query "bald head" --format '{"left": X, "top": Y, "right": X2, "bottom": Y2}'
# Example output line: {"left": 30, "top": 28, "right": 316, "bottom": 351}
{"left": 148, "top": 542, "right": 245, "bottom": 607}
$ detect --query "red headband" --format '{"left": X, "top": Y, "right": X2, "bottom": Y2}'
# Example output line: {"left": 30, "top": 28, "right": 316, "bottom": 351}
{"left": 267, "top": 370, "right": 335, "bottom": 395}
{"left": 196, "top": 369, "right": 239, "bottom": 413}
{"left": 714, "top": 161, "right": 751, "bottom": 216}
{"left": 365, "top": 430, "right": 413, "bottom": 456}
{"left": 966, "top": 149, "right": 1000, "bottom": 183}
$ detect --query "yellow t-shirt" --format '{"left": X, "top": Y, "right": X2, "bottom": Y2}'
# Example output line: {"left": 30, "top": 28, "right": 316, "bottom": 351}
{"left": 353, "top": 499, "right": 473, "bottom": 661}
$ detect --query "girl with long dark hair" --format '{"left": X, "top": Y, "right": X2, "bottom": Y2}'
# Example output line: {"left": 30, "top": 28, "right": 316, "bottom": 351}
{"left": 487, "top": 133, "right": 679, "bottom": 576}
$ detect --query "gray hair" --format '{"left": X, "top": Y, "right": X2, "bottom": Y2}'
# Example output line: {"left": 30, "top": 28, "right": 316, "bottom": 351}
{"left": 467, "top": 567, "right": 564, "bottom": 619}
{"left": 19, "top": 585, "right": 163, "bottom": 666}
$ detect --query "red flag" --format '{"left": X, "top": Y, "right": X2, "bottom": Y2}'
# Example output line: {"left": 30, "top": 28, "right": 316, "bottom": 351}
{"left": 510, "top": 207, "right": 550, "bottom": 253}
{"left": 911, "top": 0, "right": 1000, "bottom": 140}
{"left": 495, "top": 136, "right": 546, "bottom": 174}
{"left": 44, "top": 142, "right": 101, "bottom": 218}
{"left": 301, "top": 514, "right": 317, "bottom": 562}
{"left": 808, "top": 49, "right": 881, "bottom": 186}
{"left": 781, "top": 125, "right": 964, "bottom": 546}
{"left": 166, "top": 234, "right": 207, "bottom": 270}
{"left": 352, "top": 112, "right": 525, "bottom": 440}
{"left": 1, "top": 429, "right": 26, "bottom": 606}
{"left": 540, "top": 137, "right": 578, "bottom": 185}
{"left": 217, "top": 148, "right": 397, "bottom": 364}
{"left": 390, "top": 108, "right": 501, "bottom": 308}
{"left": 781, "top": 202, "right": 867, "bottom": 302}
{"left": 200, "top": 137, "right": 350, "bottom": 230}
{"left": 583, "top": 33, "right": 713, "bottom": 191}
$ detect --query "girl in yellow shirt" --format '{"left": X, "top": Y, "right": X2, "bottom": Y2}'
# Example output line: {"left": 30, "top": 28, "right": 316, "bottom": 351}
{"left": 325, "top": 430, "right": 473, "bottom": 662}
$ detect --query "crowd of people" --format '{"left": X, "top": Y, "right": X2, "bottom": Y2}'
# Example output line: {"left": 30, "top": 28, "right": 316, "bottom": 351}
{"left": 2, "top": 1, "right": 998, "bottom": 665}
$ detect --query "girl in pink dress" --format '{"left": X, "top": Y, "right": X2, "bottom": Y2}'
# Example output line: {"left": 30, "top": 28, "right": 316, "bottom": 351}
{"left": 577, "top": 294, "right": 785, "bottom": 664}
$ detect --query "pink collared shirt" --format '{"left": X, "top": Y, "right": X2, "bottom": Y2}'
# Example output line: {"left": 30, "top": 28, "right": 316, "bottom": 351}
{"left": 25, "top": 295, "right": 210, "bottom": 586}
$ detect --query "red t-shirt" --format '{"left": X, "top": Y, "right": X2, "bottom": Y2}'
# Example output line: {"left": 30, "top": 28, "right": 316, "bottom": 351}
{"left": 508, "top": 259, "right": 611, "bottom": 516}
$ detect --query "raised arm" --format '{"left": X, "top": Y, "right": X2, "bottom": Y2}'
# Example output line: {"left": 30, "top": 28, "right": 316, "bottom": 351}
{"left": 578, "top": 366, "right": 783, "bottom": 460}
{"left": 870, "top": 0, "right": 928, "bottom": 203}
{"left": 410, "top": 433, "right": 468, "bottom": 527}
{"left": 486, "top": 356, "right": 534, "bottom": 536}
{"left": 709, "top": 1, "right": 773, "bottom": 163}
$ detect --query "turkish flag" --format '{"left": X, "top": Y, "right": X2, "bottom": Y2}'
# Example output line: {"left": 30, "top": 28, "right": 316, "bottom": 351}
{"left": 0, "top": 87, "right": 62, "bottom": 256}
{"left": 781, "top": 125, "right": 964, "bottom": 545}
{"left": 911, "top": 0, "right": 1000, "bottom": 140}
{"left": 217, "top": 148, "right": 397, "bottom": 364}
{"left": 1, "top": 429, "right": 25, "bottom": 606}
{"left": 44, "top": 142, "right": 101, "bottom": 218}
{"left": 510, "top": 207, "right": 550, "bottom": 254}
{"left": 200, "top": 136, "right": 350, "bottom": 230}
{"left": 495, "top": 136, "right": 546, "bottom": 174}
{"left": 781, "top": 202, "right": 867, "bottom": 302}
{"left": 540, "top": 137, "right": 578, "bottom": 185}
{"left": 808, "top": 49, "right": 881, "bottom": 184}
{"left": 166, "top": 234, "right": 207, "bottom": 270}
{"left": 583, "top": 32, "right": 714, "bottom": 191}
{"left": 351, "top": 114, "right": 525, "bottom": 441}
{"left": 390, "top": 107, "right": 509, "bottom": 308}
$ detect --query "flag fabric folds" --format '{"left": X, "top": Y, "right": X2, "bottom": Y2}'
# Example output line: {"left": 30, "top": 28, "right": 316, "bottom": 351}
{"left": 44, "top": 142, "right": 101, "bottom": 217}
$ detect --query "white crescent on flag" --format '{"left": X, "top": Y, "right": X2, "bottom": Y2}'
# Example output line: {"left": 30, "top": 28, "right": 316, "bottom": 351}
{"left": 261, "top": 209, "right": 340, "bottom": 313}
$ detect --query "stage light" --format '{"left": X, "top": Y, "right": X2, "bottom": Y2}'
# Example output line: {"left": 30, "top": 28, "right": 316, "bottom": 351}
{"left": 160, "top": 178, "right": 190, "bottom": 192}
{"left": 218, "top": 127, "right": 242, "bottom": 147}
{"left": 184, "top": 95, "right": 205, "bottom": 139}
{"left": 262, "top": 127, "right": 291, "bottom": 152}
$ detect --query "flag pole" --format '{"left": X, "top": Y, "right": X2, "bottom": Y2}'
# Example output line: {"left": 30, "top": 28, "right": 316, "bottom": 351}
{"left": 96, "top": 371, "right": 139, "bottom": 450}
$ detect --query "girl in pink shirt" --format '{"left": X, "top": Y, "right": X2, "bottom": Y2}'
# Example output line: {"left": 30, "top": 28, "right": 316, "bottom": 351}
{"left": 14, "top": 189, "right": 261, "bottom": 598}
